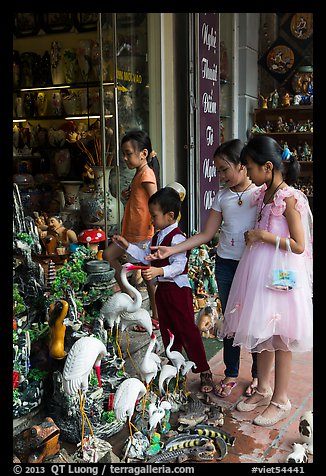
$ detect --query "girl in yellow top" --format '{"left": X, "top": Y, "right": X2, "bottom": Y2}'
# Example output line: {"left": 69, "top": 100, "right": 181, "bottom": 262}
{"left": 103, "top": 129, "right": 159, "bottom": 322}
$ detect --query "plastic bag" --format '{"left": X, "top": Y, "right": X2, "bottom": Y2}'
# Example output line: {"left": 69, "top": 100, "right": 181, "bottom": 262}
{"left": 266, "top": 236, "right": 297, "bottom": 291}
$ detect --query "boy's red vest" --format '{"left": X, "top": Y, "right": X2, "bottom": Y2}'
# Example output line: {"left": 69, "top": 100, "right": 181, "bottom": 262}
{"left": 151, "top": 227, "right": 189, "bottom": 275}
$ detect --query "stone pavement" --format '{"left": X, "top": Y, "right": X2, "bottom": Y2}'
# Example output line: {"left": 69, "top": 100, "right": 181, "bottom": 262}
{"left": 185, "top": 347, "right": 313, "bottom": 464}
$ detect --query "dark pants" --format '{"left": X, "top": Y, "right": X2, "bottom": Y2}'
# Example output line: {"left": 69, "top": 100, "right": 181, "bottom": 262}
{"left": 155, "top": 282, "right": 210, "bottom": 373}
{"left": 215, "top": 256, "right": 257, "bottom": 379}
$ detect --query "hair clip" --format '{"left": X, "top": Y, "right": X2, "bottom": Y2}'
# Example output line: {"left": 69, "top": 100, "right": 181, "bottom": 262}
{"left": 281, "top": 147, "right": 291, "bottom": 161}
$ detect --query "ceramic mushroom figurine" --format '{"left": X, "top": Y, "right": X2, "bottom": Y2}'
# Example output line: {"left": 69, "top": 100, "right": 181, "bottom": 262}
{"left": 78, "top": 228, "right": 106, "bottom": 258}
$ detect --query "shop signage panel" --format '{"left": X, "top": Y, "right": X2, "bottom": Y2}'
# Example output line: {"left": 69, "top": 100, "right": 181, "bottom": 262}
{"left": 198, "top": 13, "right": 220, "bottom": 228}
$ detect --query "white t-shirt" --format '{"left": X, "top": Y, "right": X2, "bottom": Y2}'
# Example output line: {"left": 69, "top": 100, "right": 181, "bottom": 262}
{"left": 211, "top": 185, "right": 260, "bottom": 260}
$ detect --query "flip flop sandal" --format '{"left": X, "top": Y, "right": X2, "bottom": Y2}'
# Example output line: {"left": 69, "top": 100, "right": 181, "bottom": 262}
{"left": 214, "top": 379, "right": 238, "bottom": 398}
{"left": 245, "top": 381, "right": 258, "bottom": 397}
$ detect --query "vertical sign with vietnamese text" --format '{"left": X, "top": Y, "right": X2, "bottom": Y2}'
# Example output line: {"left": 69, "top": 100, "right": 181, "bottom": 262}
{"left": 198, "top": 13, "right": 219, "bottom": 228}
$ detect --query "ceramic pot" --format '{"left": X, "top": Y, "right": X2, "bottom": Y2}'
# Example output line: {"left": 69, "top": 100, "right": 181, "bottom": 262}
{"left": 53, "top": 149, "right": 71, "bottom": 178}
{"left": 79, "top": 166, "right": 124, "bottom": 234}
{"left": 60, "top": 181, "right": 83, "bottom": 210}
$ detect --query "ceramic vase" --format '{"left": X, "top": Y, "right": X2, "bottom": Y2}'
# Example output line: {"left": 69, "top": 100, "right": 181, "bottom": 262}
{"left": 53, "top": 149, "right": 71, "bottom": 178}
{"left": 79, "top": 166, "right": 124, "bottom": 234}
{"left": 77, "top": 39, "right": 92, "bottom": 82}
{"left": 63, "top": 48, "right": 78, "bottom": 84}
{"left": 60, "top": 181, "right": 83, "bottom": 210}
{"left": 50, "top": 41, "right": 65, "bottom": 85}
{"left": 51, "top": 92, "right": 62, "bottom": 115}
{"left": 62, "top": 94, "right": 77, "bottom": 116}
{"left": 36, "top": 92, "right": 48, "bottom": 116}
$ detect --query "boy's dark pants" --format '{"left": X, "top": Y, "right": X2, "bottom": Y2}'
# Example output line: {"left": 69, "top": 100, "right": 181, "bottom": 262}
{"left": 155, "top": 282, "right": 210, "bottom": 373}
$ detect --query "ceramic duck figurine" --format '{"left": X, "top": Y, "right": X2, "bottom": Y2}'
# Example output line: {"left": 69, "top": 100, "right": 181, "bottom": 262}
{"left": 48, "top": 300, "right": 69, "bottom": 360}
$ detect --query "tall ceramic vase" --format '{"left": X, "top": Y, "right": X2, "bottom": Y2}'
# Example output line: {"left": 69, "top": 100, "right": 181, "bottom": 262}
{"left": 80, "top": 166, "right": 124, "bottom": 234}
{"left": 50, "top": 41, "right": 64, "bottom": 85}
{"left": 60, "top": 181, "right": 83, "bottom": 210}
{"left": 77, "top": 40, "right": 92, "bottom": 82}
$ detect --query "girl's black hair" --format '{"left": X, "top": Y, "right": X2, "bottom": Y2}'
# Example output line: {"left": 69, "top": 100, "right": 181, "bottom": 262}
{"left": 240, "top": 135, "right": 300, "bottom": 185}
{"left": 148, "top": 187, "right": 181, "bottom": 220}
{"left": 213, "top": 138, "right": 244, "bottom": 165}
{"left": 121, "top": 129, "right": 160, "bottom": 187}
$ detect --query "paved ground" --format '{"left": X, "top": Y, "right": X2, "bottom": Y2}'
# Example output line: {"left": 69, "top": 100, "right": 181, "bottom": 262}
{"left": 185, "top": 347, "right": 313, "bottom": 465}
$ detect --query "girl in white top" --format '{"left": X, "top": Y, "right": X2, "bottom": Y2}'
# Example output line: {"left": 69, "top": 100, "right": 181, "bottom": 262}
{"left": 146, "top": 139, "right": 261, "bottom": 397}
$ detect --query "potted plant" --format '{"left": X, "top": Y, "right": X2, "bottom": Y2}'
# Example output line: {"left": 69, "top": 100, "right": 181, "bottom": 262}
{"left": 56, "top": 241, "right": 66, "bottom": 255}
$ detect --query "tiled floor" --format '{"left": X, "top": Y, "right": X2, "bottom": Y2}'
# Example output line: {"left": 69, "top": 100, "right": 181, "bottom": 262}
{"left": 185, "top": 347, "right": 313, "bottom": 464}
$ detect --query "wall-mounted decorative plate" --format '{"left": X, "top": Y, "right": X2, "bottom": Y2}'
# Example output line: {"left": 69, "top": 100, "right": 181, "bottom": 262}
{"left": 259, "top": 37, "right": 300, "bottom": 82}
{"left": 290, "top": 13, "right": 313, "bottom": 41}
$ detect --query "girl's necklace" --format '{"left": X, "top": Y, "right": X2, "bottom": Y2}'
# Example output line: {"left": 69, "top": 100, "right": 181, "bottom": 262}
{"left": 232, "top": 183, "right": 252, "bottom": 206}
{"left": 257, "top": 180, "right": 284, "bottom": 222}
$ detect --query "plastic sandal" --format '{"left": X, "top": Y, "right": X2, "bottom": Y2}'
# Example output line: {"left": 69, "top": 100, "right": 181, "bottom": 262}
{"left": 200, "top": 370, "right": 214, "bottom": 393}
{"left": 245, "top": 380, "right": 258, "bottom": 397}
{"left": 214, "top": 379, "right": 238, "bottom": 398}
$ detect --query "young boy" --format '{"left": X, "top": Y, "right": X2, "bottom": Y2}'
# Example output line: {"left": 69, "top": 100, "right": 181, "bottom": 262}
{"left": 112, "top": 186, "right": 214, "bottom": 393}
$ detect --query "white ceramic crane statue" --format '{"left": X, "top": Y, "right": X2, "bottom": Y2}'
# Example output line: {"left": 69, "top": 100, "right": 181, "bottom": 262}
{"left": 139, "top": 332, "right": 161, "bottom": 414}
{"left": 118, "top": 308, "right": 153, "bottom": 372}
{"left": 166, "top": 328, "right": 186, "bottom": 392}
{"left": 113, "top": 377, "right": 147, "bottom": 439}
{"left": 62, "top": 336, "right": 107, "bottom": 448}
{"left": 158, "top": 364, "right": 178, "bottom": 396}
{"left": 180, "top": 360, "right": 197, "bottom": 393}
{"left": 148, "top": 400, "right": 172, "bottom": 436}
{"left": 100, "top": 262, "right": 149, "bottom": 357}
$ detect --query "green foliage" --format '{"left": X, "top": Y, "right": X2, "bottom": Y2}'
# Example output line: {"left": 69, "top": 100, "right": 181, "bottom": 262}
{"left": 102, "top": 410, "right": 116, "bottom": 423}
{"left": 17, "top": 232, "right": 34, "bottom": 246}
{"left": 28, "top": 322, "right": 49, "bottom": 343}
{"left": 13, "top": 283, "right": 26, "bottom": 315}
{"left": 50, "top": 255, "right": 88, "bottom": 299}
{"left": 89, "top": 371, "right": 99, "bottom": 387}
{"left": 13, "top": 389, "right": 20, "bottom": 402}
{"left": 28, "top": 368, "right": 48, "bottom": 381}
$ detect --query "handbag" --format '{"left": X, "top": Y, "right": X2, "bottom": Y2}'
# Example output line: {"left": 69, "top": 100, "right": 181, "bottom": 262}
{"left": 266, "top": 236, "right": 297, "bottom": 291}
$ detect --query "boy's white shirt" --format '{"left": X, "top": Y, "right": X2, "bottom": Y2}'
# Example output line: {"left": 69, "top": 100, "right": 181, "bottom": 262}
{"left": 126, "top": 222, "right": 191, "bottom": 288}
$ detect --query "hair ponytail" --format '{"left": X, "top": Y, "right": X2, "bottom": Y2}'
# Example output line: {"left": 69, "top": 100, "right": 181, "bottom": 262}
{"left": 147, "top": 152, "right": 161, "bottom": 189}
{"left": 284, "top": 155, "right": 301, "bottom": 185}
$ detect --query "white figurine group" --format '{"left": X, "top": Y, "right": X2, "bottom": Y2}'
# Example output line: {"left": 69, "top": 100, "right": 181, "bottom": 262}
{"left": 286, "top": 410, "right": 313, "bottom": 463}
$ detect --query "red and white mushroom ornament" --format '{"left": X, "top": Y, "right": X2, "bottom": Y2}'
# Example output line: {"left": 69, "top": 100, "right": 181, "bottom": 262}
{"left": 78, "top": 228, "right": 106, "bottom": 253}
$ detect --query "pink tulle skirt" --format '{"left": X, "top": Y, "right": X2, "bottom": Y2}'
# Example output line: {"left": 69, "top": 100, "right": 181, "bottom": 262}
{"left": 223, "top": 242, "right": 313, "bottom": 353}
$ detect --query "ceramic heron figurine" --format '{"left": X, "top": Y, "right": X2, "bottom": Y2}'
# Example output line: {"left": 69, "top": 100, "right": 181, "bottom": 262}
{"left": 62, "top": 336, "right": 107, "bottom": 449}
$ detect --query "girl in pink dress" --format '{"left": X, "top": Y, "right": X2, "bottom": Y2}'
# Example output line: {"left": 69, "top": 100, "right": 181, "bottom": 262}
{"left": 223, "top": 135, "right": 313, "bottom": 426}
